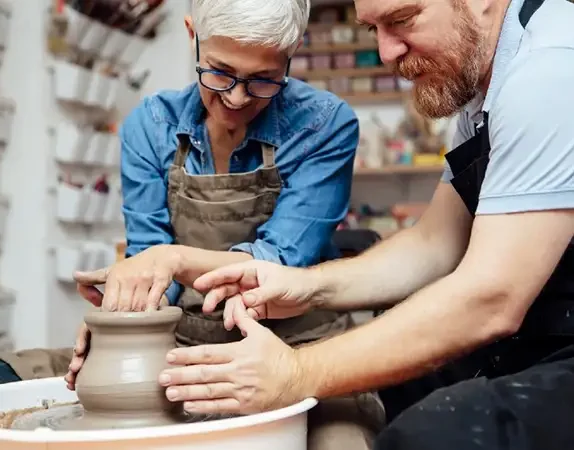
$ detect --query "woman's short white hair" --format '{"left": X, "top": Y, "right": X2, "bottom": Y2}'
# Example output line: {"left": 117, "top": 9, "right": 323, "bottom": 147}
{"left": 191, "top": 0, "right": 310, "bottom": 55}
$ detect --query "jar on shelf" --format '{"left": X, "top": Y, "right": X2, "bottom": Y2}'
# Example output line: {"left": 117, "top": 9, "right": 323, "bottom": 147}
{"left": 375, "top": 75, "right": 397, "bottom": 91}
{"left": 356, "top": 50, "right": 381, "bottom": 68}
{"left": 311, "top": 54, "right": 332, "bottom": 70}
{"left": 332, "top": 25, "right": 355, "bottom": 44}
{"left": 352, "top": 77, "right": 373, "bottom": 93}
{"left": 333, "top": 52, "right": 356, "bottom": 69}
{"left": 291, "top": 55, "right": 310, "bottom": 72}
{"left": 308, "top": 80, "right": 329, "bottom": 91}
{"left": 329, "top": 77, "right": 351, "bottom": 94}
{"left": 308, "top": 29, "right": 331, "bottom": 46}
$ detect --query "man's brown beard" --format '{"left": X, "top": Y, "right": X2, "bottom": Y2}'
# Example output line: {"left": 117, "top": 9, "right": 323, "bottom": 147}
{"left": 395, "top": 1, "right": 484, "bottom": 118}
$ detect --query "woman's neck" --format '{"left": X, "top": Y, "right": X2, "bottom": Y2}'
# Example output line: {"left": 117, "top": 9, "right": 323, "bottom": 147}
{"left": 206, "top": 117, "right": 247, "bottom": 173}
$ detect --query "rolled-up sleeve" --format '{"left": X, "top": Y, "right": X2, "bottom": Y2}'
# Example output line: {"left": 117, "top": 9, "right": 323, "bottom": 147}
{"left": 477, "top": 49, "right": 574, "bottom": 215}
{"left": 120, "top": 98, "right": 183, "bottom": 305}
{"left": 231, "top": 102, "right": 358, "bottom": 266}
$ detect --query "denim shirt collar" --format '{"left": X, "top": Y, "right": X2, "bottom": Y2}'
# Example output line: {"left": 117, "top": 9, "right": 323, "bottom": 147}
{"left": 175, "top": 83, "right": 284, "bottom": 150}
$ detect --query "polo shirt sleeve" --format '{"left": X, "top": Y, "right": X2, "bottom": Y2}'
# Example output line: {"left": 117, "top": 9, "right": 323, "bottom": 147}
{"left": 476, "top": 49, "right": 574, "bottom": 215}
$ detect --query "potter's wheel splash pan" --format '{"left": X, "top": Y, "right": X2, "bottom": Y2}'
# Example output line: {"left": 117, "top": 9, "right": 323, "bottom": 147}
{"left": 0, "top": 378, "right": 317, "bottom": 450}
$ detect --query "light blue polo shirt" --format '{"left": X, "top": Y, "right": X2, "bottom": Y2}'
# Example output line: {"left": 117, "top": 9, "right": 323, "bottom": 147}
{"left": 443, "top": 0, "right": 574, "bottom": 215}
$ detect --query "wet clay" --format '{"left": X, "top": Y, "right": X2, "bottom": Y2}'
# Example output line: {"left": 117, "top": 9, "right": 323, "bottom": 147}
{"left": 62, "top": 306, "right": 185, "bottom": 430}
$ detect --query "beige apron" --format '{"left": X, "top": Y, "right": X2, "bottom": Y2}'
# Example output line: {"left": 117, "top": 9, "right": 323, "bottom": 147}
{"left": 167, "top": 135, "right": 386, "bottom": 449}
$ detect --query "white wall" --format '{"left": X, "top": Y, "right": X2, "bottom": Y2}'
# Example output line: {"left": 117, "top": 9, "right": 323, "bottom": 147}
{"left": 1, "top": 0, "right": 193, "bottom": 351}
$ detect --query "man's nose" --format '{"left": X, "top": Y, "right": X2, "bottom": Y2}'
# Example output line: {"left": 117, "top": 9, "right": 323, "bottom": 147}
{"left": 377, "top": 29, "right": 408, "bottom": 65}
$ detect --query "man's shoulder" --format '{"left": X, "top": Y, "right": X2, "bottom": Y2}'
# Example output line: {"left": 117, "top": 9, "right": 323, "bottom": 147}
{"left": 525, "top": 0, "right": 574, "bottom": 51}
{"left": 279, "top": 78, "right": 357, "bottom": 132}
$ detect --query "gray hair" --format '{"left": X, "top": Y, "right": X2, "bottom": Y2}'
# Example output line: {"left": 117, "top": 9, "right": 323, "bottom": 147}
{"left": 190, "top": 0, "right": 310, "bottom": 55}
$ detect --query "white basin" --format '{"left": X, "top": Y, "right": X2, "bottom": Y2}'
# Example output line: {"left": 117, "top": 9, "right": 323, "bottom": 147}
{"left": 0, "top": 377, "right": 317, "bottom": 449}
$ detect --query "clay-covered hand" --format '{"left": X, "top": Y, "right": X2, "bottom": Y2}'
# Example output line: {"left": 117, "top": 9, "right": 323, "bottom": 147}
{"left": 73, "top": 244, "right": 180, "bottom": 312}
{"left": 194, "top": 261, "right": 315, "bottom": 331}
{"left": 158, "top": 303, "right": 311, "bottom": 415}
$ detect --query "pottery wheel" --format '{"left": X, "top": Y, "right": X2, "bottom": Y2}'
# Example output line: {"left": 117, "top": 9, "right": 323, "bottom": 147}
{"left": 11, "top": 403, "right": 238, "bottom": 431}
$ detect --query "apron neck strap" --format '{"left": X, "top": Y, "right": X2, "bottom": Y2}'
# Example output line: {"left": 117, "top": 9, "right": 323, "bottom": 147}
{"left": 174, "top": 135, "right": 192, "bottom": 168}
{"left": 261, "top": 143, "right": 276, "bottom": 168}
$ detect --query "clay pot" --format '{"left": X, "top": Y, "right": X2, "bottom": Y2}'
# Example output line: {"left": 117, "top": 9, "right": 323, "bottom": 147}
{"left": 71, "top": 306, "right": 185, "bottom": 430}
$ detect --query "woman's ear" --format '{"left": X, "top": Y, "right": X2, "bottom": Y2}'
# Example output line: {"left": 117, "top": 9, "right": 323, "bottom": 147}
{"left": 184, "top": 16, "right": 195, "bottom": 40}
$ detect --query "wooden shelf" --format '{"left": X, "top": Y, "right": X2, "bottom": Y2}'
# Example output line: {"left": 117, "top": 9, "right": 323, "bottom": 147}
{"left": 297, "top": 43, "right": 378, "bottom": 55}
{"left": 292, "top": 66, "right": 392, "bottom": 80}
{"left": 307, "top": 23, "right": 362, "bottom": 32}
{"left": 354, "top": 165, "right": 444, "bottom": 176}
{"left": 339, "top": 91, "right": 405, "bottom": 104}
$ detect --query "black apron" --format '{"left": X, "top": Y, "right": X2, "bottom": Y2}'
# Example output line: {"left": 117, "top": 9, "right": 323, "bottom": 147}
{"left": 379, "top": 0, "right": 574, "bottom": 422}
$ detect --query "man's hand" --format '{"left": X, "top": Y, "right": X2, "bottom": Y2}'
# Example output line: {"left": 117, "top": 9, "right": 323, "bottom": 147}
{"left": 193, "top": 261, "right": 317, "bottom": 331}
{"left": 73, "top": 245, "right": 180, "bottom": 312}
{"left": 158, "top": 303, "right": 311, "bottom": 415}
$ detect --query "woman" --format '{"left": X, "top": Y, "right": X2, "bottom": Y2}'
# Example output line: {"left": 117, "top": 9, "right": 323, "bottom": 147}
{"left": 0, "top": 0, "right": 385, "bottom": 447}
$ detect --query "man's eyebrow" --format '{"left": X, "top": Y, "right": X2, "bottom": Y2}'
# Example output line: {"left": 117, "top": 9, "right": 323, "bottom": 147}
{"left": 356, "top": 3, "right": 422, "bottom": 25}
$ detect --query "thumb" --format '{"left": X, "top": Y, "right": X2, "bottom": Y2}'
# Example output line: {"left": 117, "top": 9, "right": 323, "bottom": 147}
{"left": 233, "top": 301, "right": 264, "bottom": 337}
{"left": 74, "top": 267, "right": 109, "bottom": 285}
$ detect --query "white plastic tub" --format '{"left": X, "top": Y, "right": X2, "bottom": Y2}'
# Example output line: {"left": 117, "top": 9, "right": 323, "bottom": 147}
{"left": 0, "top": 378, "right": 317, "bottom": 450}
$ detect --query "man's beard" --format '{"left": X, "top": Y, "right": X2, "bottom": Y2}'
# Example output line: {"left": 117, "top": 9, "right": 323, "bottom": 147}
{"left": 395, "top": 2, "right": 485, "bottom": 118}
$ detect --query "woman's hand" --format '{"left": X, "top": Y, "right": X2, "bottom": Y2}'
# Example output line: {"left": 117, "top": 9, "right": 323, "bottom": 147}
{"left": 73, "top": 244, "right": 181, "bottom": 312}
{"left": 193, "top": 261, "right": 320, "bottom": 330}
{"left": 158, "top": 303, "right": 313, "bottom": 415}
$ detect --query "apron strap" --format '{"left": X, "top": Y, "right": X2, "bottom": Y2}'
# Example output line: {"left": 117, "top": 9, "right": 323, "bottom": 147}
{"left": 174, "top": 134, "right": 192, "bottom": 168}
{"left": 261, "top": 143, "right": 276, "bottom": 168}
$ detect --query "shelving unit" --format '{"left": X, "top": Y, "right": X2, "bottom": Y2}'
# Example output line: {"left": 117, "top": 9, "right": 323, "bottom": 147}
{"left": 0, "top": 0, "right": 15, "bottom": 352}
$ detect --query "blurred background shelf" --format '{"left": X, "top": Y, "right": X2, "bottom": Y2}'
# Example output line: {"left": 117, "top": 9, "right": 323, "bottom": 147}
{"left": 354, "top": 165, "right": 444, "bottom": 177}
{"left": 340, "top": 91, "right": 405, "bottom": 105}
{"left": 297, "top": 42, "right": 379, "bottom": 54}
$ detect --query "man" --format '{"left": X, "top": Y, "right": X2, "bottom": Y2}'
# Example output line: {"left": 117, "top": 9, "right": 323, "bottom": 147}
{"left": 150, "top": 0, "right": 574, "bottom": 448}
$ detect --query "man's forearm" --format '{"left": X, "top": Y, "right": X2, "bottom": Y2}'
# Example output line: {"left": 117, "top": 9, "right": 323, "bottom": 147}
{"left": 296, "top": 271, "right": 519, "bottom": 400}
{"left": 310, "top": 225, "right": 466, "bottom": 311}
{"left": 172, "top": 246, "right": 253, "bottom": 286}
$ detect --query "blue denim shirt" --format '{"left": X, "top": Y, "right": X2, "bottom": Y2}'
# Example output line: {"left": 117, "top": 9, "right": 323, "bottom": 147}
{"left": 120, "top": 79, "right": 359, "bottom": 305}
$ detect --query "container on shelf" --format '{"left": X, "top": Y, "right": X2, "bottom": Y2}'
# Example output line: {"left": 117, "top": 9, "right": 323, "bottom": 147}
{"left": 352, "top": 77, "right": 373, "bottom": 93}
{"left": 308, "top": 29, "right": 331, "bottom": 46}
{"left": 104, "top": 134, "right": 121, "bottom": 167}
{"left": 345, "top": 6, "right": 358, "bottom": 23}
{"left": 0, "top": 288, "right": 14, "bottom": 336}
{"left": 76, "top": 15, "right": 109, "bottom": 55}
{"left": 83, "top": 190, "right": 109, "bottom": 223}
{"left": 63, "top": 5, "right": 91, "bottom": 51}
{"left": 356, "top": 50, "right": 381, "bottom": 68}
{"left": 53, "top": 59, "right": 91, "bottom": 105}
{"left": 291, "top": 55, "right": 310, "bottom": 72}
{"left": 84, "top": 131, "right": 111, "bottom": 165}
{"left": 56, "top": 182, "right": 112, "bottom": 224}
{"left": 375, "top": 76, "right": 397, "bottom": 91}
{"left": 317, "top": 8, "right": 340, "bottom": 23}
{"left": 0, "top": 97, "right": 15, "bottom": 146}
{"left": 99, "top": 28, "right": 132, "bottom": 61}
{"left": 103, "top": 183, "right": 123, "bottom": 223}
{"left": 117, "top": 34, "right": 148, "bottom": 68}
{"left": 307, "top": 80, "right": 329, "bottom": 91}
{"left": 310, "top": 54, "right": 331, "bottom": 70}
{"left": 55, "top": 122, "right": 93, "bottom": 163}
{"left": 334, "top": 52, "right": 356, "bottom": 69}
{"left": 55, "top": 242, "right": 116, "bottom": 283}
{"left": 0, "top": 1, "right": 11, "bottom": 53}
{"left": 329, "top": 77, "right": 351, "bottom": 94}
{"left": 332, "top": 25, "right": 355, "bottom": 44}
{"left": 0, "top": 194, "right": 9, "bottom": 244}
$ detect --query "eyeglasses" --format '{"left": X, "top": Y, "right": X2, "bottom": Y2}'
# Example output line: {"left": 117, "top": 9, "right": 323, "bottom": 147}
{"left": 195, "top": 37, "right": 291, "bottom": 99}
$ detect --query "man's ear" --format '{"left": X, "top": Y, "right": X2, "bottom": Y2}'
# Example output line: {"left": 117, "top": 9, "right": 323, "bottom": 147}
{"left": 184, "top": 15, "right": 195, "bottom": 40}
